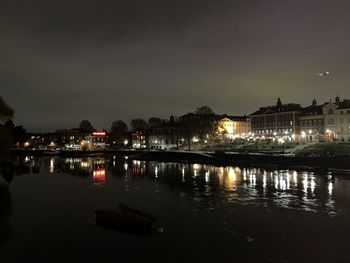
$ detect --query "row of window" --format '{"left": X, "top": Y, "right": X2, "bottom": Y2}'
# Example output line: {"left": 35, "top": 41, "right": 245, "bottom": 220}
{"left": 327, "top": 117, "right": 350, "bottom": 124}
{"left": 304, "top": 111, "right": 320, "bottom": 115}
{"left": 300, "top": 119, "right": 323, "bottom": 127}
{"left": 328, "top": 109, "right": 350, "bottom": 115}
{"left": 254, "top": 129, "right": 293, "bottom": 134}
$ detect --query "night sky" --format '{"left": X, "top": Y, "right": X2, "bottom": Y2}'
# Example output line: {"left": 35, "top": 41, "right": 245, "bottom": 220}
{"left": 1, "top": 0, "right": 350, "bottom": 131}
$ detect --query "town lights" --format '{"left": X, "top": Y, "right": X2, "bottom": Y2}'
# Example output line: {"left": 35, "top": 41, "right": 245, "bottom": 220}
{"left": 301, "top": 131, "right": 306, "bottom": 138}
{"left": 24, "top": 142, "right": 30, "bottom": 147}
{"left": 192, "top": 137, "right": 199, "bottom": 143}
{"left": 123, "top": 139, "right": 128, "bottom": 146}
{"left": 308, "top": 129, "right": 313, "bottom": 134}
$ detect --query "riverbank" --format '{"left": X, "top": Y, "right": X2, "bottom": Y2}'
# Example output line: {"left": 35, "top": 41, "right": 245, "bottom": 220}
{"left": 10, "top": 148, "right": 350, "bottom": 171}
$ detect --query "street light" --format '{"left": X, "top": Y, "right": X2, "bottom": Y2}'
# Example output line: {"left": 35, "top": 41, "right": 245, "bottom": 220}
{"left": 123, "top": 139, "right": 128, "bottom": 149}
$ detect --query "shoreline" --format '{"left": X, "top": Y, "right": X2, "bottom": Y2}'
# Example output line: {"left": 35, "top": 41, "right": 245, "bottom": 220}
{"left": 10, "top": 149, "right": 350, "bottom": 171}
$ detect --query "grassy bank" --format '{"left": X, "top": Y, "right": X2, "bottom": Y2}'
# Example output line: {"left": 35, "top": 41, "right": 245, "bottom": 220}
{"left": 204, "top": 141, "right": 299, "bottom": 153}
{"left": 294, "top": 142, "right": 350, "bottom": 157}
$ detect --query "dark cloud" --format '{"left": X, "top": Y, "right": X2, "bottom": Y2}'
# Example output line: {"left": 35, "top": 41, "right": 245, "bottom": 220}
{"left": 1, "top": 0, "right": 350, "bottom": 131}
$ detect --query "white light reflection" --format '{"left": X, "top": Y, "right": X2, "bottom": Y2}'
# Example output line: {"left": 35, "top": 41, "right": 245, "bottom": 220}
{"left": 205, "top": 171, "right": 210, "bottom": 183}
{"left": 292, "top": 171, "right": 298, "bottom": 186}
{"left": 49, "top": 158, "right": 54, "bottom": 173}
{"left": 310, "top": 176, "right": 316, "bottom": 194}
{"left": 243, "top": 169, "right": 247, "bottom": 181}
{"left": 274, "top": 175, "right": 279, "bottom": 189}
{"left": 328, "top": 182, "right": 333, "bottom": 196}
{"left": 286, "top": 172, "right": 290, "bottom": 189}
{"left": 193, "top": 164, "right": 199, "bottom": 177}
{"left": 302, "top": 173, "right": 308, "bottom": 194}
{"left": 279, "top": 175, "right": 286, "bottom": 191}
{"left": 155, "top": 166, "right": 158, "bottom": 178}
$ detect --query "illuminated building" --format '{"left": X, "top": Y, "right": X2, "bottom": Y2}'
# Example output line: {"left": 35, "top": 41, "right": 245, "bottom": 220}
{"left": 131, "top": 130, "right": 147, "bottom": 149}
{"left": 323, "top": 96, "right": 350, "bottom": 141}
{"left": 231, "top": 116, "right": 251, "bottom": 136}
{"left": 148, "top": 116, "right": 183, "bottom": 150}
{"left": 250, "top": 98, "right": 302, "bottom": 140}
{"left": 299, "top": 99, "right": 324, "bottom": 142}
{"left": 217, "top": 118, "right": 234, "bottom": 138}
{"left": 216, "top": 116, "right": 250, "bottom": 139}
{"left": 84, "top": 131, "right": 108, "bottom": 150}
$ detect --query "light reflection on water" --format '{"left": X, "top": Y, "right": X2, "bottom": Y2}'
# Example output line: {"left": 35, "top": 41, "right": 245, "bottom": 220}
{"left": 20, "top": 155, "right": 345, "bottom": 216}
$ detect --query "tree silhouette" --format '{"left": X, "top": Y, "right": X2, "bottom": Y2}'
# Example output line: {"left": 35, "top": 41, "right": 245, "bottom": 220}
{"left": 130, "top": 118, "right": 148, "bottom": 131}
{"left": 109, "top": 120, "right": 128, "bottom": 145}
{"left": 148, "top": 117, "right": 162, "bottom": 128}
{"left": 0, "top": 96, "right": 14, "bottom": 123}
{"left": 0, "top": 97, "right": 14, "bottom": 157}
{"left": 195, "top": 106, "right": 215, "bottom": 115}
{"left": 79, "top": 120, "right": 94, "bottom": 132}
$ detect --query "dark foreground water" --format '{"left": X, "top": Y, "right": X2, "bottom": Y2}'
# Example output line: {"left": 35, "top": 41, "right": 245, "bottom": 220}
{"left": 1, "top": 156, "right": 350, "bottom": 263}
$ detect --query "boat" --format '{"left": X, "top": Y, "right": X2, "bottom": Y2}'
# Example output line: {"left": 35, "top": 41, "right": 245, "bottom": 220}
{"left": 118, "top": 202, "right": 157, "bottom": 222}
{"left": 95, "top": 209, "right": 154, "bottom": 235}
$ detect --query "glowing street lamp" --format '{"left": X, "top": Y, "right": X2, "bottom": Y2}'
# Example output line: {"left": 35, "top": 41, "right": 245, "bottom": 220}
{"left": 192, "top": 137, "right": 199, "bottom": 143}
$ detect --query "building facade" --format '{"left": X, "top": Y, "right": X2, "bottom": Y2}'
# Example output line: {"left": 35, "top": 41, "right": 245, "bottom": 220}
{"left": 250, "top": 98, "right": 302, "bottom": 139}
{"left": 323, "top": 96, "right": 350, "bottom": 141}
{"left": 299, "top": 99, "right": 324, "bottom": 142}
{"left": 232, "top": 116, "right": 251, "bottom": 136}
{"left": 131, "top": 130, "right": 147, "bottom": 149}
{"left": 216, "top": 115, "right": 251, "bottom": 139}
{"left": 147, "top": 116, "right": 183, "bottom": 150}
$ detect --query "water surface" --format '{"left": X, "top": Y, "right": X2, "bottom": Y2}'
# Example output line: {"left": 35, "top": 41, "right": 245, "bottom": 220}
{"left": 1, "top": 156, "right": 350, "bottom": 262}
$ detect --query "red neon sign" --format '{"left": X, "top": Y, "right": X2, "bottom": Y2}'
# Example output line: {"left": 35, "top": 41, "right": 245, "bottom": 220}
{"left": 92, "top": 131, "right": 106, "bottom": 136}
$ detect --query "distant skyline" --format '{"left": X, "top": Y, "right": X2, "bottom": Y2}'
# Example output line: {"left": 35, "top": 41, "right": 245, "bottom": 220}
{"left": 2, "top": 0, "right": 350, "bottom": 132}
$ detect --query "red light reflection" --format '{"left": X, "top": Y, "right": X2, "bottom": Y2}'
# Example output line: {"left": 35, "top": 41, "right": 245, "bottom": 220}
{"left": 92, "top": 169, "right": 106, "bottom": 186}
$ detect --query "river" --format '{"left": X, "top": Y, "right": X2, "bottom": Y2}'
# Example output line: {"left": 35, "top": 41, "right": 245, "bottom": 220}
{"left": 1, "top": 155, "right": 350, "bottom": 262}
